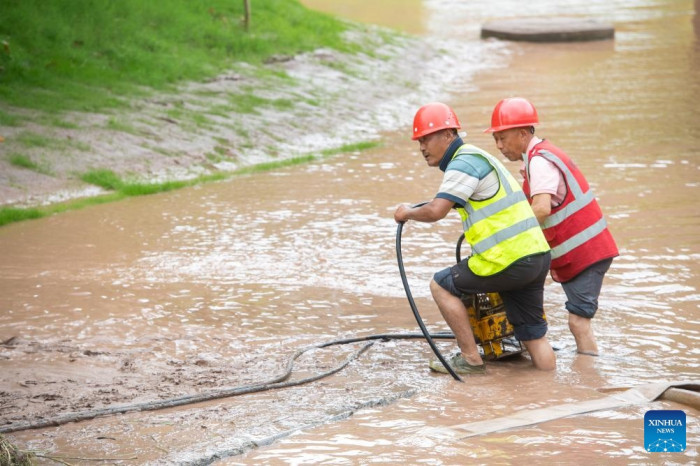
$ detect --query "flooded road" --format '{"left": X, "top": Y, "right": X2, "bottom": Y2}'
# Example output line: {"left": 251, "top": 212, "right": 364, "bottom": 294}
{"left": 2, "top": 0, "right": 699, "bottom": 464}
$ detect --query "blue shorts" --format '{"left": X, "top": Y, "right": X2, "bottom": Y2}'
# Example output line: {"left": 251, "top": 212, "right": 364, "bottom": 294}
{"left": 433, "top": 252, "right": 551, "bottom": 342}
{"left": 561, "top": 258, "right": 613, "bottom": 319}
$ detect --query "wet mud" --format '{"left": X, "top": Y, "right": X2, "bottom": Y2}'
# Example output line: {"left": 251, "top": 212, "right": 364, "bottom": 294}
{"left": 1, "top": 0, "right": 699, "bottom": 464}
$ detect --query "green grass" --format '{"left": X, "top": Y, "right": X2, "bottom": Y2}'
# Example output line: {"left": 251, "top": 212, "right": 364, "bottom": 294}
{"left": 229, "top": 91, "right": 277, "bottom": 115}
{"left": 8, "top": 153, "right": 39, "bottom": 170}
{"left": 0, "top": 207, "right": 44, "bottom": 226}
{"left": 0, "top": 1, "right": 387, "bottom": 228}
{"left": 0, "top": 0, "right": 353, "bottom": 113}
{"left": 320, "top": 141, "right": 379, "bottom": 156}
{"left": 106, "top": 117, "right": 138, "bottom": 134}
{"left": 15, "top": 131, "right": 53, "bottom": 148}
{"left": 12, "top": 130, "right": 91, "bottom": 152}
{"left": 37, "top": 116, "right": 80, "bottom": 129}
{"left": 234, "top": 155, "right": 317, "bottom": 175}
{"left": 8, "top": 153, "right": 51, "bottom": 175}
{"left": 1, "top": 140, "right": 382, "bottom": 227}
{"left": 0, "top": 109, "right": 20, "bottom": 126}
{"left": 80, "top": 169, "right": 123, "bottom": 190}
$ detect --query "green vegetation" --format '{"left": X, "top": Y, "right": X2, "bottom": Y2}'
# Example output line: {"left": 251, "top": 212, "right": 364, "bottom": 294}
{"left": 0, "top": 0, "right": 352, "bottom": 113}
{"left": 106, "top": 117, "right": 138, "bottom": 134}
{"left": 8, "top": 153, "right": 51, "bottom": 175}
{"left": 0, "top": 207, "right": 44, "bottom": 227}
{"left": 80, "top": 169, "right": 124, "bottom": 190}
{"left": 319, "top": 141, "right": 379, "bottom": 157}
{"left": 14, "top": 131, "right": 53, "bottom": 148}
{"left": 9, "top": 153, "right": 39, "bottom": 170}
{"left": 0, "top": 1, "right": 387, "bottom": 228}
{"left": 229, "top": 90, "right": 290, "bottom": 115}
{"left": 0, "top": 140, "right": 382, "bottom": 227}
{"left": 0, "top": 108, "right": 20, "bottom": 126}
{"left": 0, "top": 434, "right": 35, "bottom": 466}
{"left": 13, "top": 130, "right": 91, "bottom": 152}
{"left": 38, "top": 116, "right": 80, "bottom": 129}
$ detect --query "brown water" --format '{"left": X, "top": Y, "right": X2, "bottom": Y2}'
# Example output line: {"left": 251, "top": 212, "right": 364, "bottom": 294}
{"left": 2, "top": 0, "right": 699, "bottom": 464}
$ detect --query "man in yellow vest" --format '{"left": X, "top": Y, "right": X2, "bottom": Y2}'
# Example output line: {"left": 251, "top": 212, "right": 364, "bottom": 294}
{"left": 394, "top": 102, "right": 556, "bottom": 373}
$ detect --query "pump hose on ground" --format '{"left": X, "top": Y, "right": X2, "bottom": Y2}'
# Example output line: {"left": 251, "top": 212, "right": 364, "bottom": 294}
{"left": 0, "top": 211, "right": 465, "bottom": 433}
{"left": 396, "top": 211, "right": 463, "bottom": 382}
{"left": 0, "top": 332, "right": 455, "bottom": 434}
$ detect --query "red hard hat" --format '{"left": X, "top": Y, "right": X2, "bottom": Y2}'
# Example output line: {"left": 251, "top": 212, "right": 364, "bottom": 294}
{"left": 484, "top": 97, "right": 539, "bottom": 133}
{"left": 412, "top": 102, "right": 461, "bottom": 140}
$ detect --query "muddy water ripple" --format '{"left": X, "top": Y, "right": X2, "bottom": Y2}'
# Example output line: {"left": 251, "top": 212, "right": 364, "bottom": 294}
{"left": 1, "top": 0, "right": 699, "bottom": 464}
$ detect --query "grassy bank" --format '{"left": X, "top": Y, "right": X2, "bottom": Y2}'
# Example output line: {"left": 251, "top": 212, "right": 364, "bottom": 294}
{"left": 0, "top": 0, "right": 390, "bottom": 227}
{"left": 0, "top": 141, "right": 379, "bottom": 227}
{"left": 0, "top": 0, "right": 352, "bottom": 114}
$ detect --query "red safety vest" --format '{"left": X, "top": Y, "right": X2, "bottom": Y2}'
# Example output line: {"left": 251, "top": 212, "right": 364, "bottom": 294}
{"left": 523, "top": 140, "right": 618, "bottom": 282}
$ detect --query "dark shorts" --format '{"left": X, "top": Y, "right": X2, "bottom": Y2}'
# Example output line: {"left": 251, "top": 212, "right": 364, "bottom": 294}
{"left": 561, "top": 258, "right": 613, "bottom": 319}
{"left": 434, "top": 252, "right": 552, "bottom": 342}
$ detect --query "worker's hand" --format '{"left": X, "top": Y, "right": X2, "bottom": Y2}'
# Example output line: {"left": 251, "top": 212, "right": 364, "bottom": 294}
{"left": 394, "top": 204, "right": 411, "bottom": 223}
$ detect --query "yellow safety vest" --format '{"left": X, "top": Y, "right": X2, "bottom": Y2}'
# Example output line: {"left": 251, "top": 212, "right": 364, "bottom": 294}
{"left": 454, "top": 144, "right": 550, "bottom": 276}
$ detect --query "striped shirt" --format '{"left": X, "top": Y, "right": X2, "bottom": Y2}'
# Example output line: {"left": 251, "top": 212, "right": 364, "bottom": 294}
{"left": 436, "top": 151, "right": 499, "bottom": 206}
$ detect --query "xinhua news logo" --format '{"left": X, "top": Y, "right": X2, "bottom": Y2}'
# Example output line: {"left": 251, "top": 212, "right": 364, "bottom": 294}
{"left": 644, "top": 410, "right": 686, "bottom": 453}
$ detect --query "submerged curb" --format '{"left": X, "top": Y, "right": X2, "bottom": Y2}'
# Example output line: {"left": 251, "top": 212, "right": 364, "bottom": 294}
{"left": 481, "top": 17, "right": 614, "bottom": 42}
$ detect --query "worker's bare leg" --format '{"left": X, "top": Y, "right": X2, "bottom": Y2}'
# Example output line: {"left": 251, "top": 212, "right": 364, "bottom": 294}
{"left": 522, "top": 337, "right": 556, "bottom": 370}
{"left": 569, "top": 313, "right": 598, "bottom": 355}
{"left": 561, "top": 258, "right": 612, "bottom": 356}
{"left": 429, "top": 279, "right": 483, "bottom": 366}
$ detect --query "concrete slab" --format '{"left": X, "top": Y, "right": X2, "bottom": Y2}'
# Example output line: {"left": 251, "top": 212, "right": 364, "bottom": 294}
{"left": 481, "top": 17, "right": 614, "bottom": 42}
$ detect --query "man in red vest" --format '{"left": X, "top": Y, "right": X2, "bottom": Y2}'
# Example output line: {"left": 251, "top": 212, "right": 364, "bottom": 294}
{"left": 485, "top": 98, "right": 619, "bottom": 356}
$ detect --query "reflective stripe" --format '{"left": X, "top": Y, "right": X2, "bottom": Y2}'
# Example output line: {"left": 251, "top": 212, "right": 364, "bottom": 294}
{"left": 472, "top": 216, "right": 540, "bottom": 254}
{"left": 527, "top": 149, "right": 595, "bottom": 228}
{"left": 551, "top": 217, "right": 608, "bottom": 259}
{"left": 454, "top": 143, "right": 550, "bottom": 276}
{"left": 463, "top": 190, "right": 528, "bottom": 229}
{"left": 457, "top": 145, "right": 522, "bottom": 230}
{"left": 456, "top": 145, "right": 514, "bottom": 193}
{"left": 536, "top": 150, "right": 585, "bottom": 197}
{"left": 543, "top": 190, "right": 594, "bottom": 228}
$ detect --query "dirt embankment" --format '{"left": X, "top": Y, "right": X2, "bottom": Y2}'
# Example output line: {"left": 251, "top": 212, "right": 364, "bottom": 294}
{"left": 0, "top": 27, "right": 449, "bottom": 209}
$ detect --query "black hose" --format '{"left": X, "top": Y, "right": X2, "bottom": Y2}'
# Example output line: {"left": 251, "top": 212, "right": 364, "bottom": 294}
{"left": 396, "top": 215, "right": 463, "bottom": 382}
{"left": 456, "top": 233, "right": 466, "bottom": 263}
{"left": 0, "top": 333, "right": 454, "bottom": 434}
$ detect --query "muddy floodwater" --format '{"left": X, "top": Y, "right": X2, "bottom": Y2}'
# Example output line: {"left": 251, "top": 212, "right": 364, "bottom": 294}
{"left": 2, "top": 0, "right": 699, "bottom": 464}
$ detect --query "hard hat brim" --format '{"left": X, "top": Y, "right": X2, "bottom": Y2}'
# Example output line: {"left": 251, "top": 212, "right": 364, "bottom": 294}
{"left": 484, "top": 122, "right": 539, "bottom": 134}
